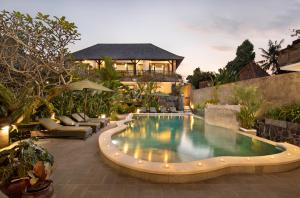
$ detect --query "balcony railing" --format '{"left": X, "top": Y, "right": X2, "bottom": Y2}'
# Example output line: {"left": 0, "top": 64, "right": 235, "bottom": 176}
{"left": 117, "top": 70, "right": 173, "bottom": 76}
{"left": 117, "top": 70, "right": 181, "bottom": 82}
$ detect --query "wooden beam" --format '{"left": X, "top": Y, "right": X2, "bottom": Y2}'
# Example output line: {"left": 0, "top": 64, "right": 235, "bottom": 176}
{"left": 131, "top": 60, "right": 140, "bottom": 76}
{"left": 96, "top": 60, "right": 103, "bottom": 70}
{"left": 171, "top": 60, "right": 174, "bottom": 72}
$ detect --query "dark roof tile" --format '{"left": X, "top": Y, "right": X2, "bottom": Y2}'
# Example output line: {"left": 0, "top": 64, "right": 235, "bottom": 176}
{"left": 72, "top": 43, "right": 184, "bottom": 65}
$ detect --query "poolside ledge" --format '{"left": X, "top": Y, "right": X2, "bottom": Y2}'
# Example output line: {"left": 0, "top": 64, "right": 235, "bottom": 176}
{"left": 99, "top": 113, "right": 300, "bottom": 183}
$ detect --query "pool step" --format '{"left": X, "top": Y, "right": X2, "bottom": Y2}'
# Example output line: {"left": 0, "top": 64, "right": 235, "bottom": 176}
{"left": 184, "top": 106, "right": 191, "bottom": 112}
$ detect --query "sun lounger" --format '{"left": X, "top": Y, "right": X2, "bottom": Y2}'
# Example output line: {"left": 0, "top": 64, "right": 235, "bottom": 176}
{"left": 57, "top": 116, "right": 100, "bottom": 133}
{"left": 139, "top": 107, "right": 147, "bottom": 113}
{"left": 39, "top": 118, "right": 92, "bottom": 139}
{"left": 160, "top": 106, "right": 167, "bottom": 113}
{"left": 169, "top": 107, "right": 177, "bottom": 113}
{"left": 150, "top": 107, "right": 157, "bottom": 113}
{"left": 71, "top": 113, "right": 104, "bottom": 127}
{"left": 77, "top": 113, "right": 109, "bottom": 126}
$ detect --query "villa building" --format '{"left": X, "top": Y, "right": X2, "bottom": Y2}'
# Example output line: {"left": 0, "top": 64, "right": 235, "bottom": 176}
{"left": 72, "top": 43, "right": 184, "bottom": 93}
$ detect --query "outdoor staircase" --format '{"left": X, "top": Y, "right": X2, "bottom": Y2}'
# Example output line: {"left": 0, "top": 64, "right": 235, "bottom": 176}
{"left": 184, "top": 106, "right": 192, "bottom": 113}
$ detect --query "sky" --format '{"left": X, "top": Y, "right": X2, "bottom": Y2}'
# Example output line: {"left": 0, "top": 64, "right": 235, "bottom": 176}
{"left": 1, "top": 0, "right": 300, "bottom": 79}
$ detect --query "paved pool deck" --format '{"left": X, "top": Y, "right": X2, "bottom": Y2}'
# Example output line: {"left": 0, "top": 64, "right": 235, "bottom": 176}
{"left": 34, "top": 127, "right": 300, "bottom": 198}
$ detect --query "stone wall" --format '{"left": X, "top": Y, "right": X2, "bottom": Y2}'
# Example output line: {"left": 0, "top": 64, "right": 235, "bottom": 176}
{"left": 256, "top": 119, "right": 300, "bottom": 146}
{"left": 278, "top": 39, "right": 300, "bottom": 66}
{"left": 191, "top": 72, "right": 300, "bottom": 110}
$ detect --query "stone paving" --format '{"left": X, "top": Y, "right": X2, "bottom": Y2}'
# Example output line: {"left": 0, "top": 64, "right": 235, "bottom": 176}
{"left": 30, "top": 127, "right": 300, "bottom": 198}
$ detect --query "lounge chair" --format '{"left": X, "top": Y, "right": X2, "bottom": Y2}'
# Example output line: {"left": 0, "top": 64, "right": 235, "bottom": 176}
{"left": 39, "top": 118, "right": 92, "bottom": 139}
{"left": 57, "top": 115, "right": 100, "bottom": 133}
{"left": 78, "top": 113, "right": 109, "bottom": 126}
{"left": 160, "top": 106, "right": 168, "bottom": 113}
{"left": 149, "top": 107, "right": 157, "bottom": 113}
{"left": 169, "top": 107, "right": 177, "bottom": 113}
{"left": 139, "top": 107, "right": 147, "bottom": 113}
{"left": 71, "top": 113, "right": 105, "bottom": 127}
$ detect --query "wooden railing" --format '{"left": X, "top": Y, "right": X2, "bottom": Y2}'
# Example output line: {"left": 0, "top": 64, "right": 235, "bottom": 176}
{"left": 117, "top": 70, "right": 181, "bottom": 82}
{"left": 117, "top": 70, "right": 174, "bottom": 76}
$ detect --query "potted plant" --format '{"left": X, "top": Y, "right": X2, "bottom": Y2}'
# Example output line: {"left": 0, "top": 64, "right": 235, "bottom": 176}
{"left": 232, "top": 86, "right": 262, "bottom": 135}
{"left": 0, "top": 138, "right": 54, "bottom": 198}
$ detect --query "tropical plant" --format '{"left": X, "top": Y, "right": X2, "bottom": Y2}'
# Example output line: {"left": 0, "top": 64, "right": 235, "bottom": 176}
{"left": 0, "top": 139, "right": 54, "bottom": 186}
{"left": 98, "top": 56, "right": 120, "bottom": 81}
{"left": 0, "top": 83, "right": 66, "bottom": 124}
{"left": 266, "top": 104, "right": 300, "bottom": 124}
{"left": 137, "top": 81, "right": 159, "bottom": 110}
{"left": 259, "top": 39, "right": 284, "bottom": 74}
{"left": 0, "top": 83, "right": 17, "bottom": 118}
{"left": 291, "top": 29, "right": 300, "bottom": 39}
{"left": 232, "top": 86, "right": 262, "bottom": 129}
{"left": 186, "top": 68, "right": 216, "bottom": 89}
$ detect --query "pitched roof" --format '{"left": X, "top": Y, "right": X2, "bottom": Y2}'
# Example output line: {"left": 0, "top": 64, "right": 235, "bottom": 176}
{"left": 239, "top": 62, "right": 269, "bottom": 80}
{"left": 72, "top": 43, "right": 184, "bottom": 66}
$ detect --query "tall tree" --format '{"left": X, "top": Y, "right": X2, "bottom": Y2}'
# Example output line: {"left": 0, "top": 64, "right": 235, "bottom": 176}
{"left": 0, "top": 10, "right": 80, "bottom": 97}
{"left": 215, "top": 39, "right": 255, "bottom": 84}
{"left": 0, "top": 10, "right": 80, "bottom": 123}
{"left": 259, "top": 39, "right": 284, "bottom": 74}
{"left": 186, "top": 68, "right": 215, "bottom": 89}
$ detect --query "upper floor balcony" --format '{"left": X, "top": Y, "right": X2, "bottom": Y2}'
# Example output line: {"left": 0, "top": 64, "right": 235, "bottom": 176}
{"left": 117, "top": 70, "right": 182, "bottom": 82}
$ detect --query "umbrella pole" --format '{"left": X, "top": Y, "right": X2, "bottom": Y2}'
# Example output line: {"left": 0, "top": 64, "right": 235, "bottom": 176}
{"left": 84, "top": 89, "right": 87, "bottom": 121}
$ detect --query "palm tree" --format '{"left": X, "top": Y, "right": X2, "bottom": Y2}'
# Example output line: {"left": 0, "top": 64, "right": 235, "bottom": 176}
{"left": 259, "top": 39, "right": 284, "bottom": 74}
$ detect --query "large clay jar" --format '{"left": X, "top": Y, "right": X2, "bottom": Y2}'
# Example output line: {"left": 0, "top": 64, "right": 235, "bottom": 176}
{"left": 0, "top": 178, "right": 30, "bottom": 198}
{"left": 22, "top": 180, "right": 54, "bottom": 198}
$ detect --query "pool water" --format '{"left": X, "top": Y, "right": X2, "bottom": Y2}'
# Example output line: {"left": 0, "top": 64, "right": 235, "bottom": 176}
{"left": 112, "top": 115, "right": 283, "bottom": 163}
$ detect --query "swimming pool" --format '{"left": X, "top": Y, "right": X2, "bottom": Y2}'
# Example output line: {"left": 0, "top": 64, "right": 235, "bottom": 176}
{"left": 112, "top": 115, "right": 283, "bottom": 163}
{"left": 99, "top": 113, "right": 300, "bottom": 183}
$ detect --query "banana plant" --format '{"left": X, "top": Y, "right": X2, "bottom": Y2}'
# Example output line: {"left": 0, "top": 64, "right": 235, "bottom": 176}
{"left": 0, "top": 83, "right": 66, "bottom": 124}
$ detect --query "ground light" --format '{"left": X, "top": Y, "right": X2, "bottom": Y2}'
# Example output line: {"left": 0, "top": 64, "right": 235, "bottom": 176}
{"left": 100, "top": 114, "right": 106, "bottom": 119}
{"left": 0, "top": 125, "right": 10, "bottom": 149}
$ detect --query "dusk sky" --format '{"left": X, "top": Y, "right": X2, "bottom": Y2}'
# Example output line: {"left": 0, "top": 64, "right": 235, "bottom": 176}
{"left": 1, "top": 0, "right": 299, "bottom": 78}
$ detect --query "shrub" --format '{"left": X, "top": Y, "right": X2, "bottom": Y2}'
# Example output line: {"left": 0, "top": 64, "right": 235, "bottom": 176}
{"left": 194, "top": 98, "right": 218, "bottom": 110}
{"left": 266, "top": 104, "right": 300, "bottom": 124}
{"left": 110, "top": 111, "right": 119, "bottom": 121}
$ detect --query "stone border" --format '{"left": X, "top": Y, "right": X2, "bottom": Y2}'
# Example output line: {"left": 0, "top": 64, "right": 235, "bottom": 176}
{"left": 99, "top": 113, "right": 300, "bottom": 183}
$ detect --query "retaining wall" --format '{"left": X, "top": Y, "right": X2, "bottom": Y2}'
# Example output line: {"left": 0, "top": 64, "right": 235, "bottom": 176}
{"left": 191, "top": 72, "right": 300, "bottom": 108}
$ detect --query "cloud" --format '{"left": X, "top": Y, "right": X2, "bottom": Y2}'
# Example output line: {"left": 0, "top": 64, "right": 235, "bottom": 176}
{"left": 211, "top": 45, "right": 233, "bottom": 52}
{"left": 268, "top": 1, "right": 300, "bottom": 30}
{"left": 181, "top": 0, "right": 300, "bottom": 38}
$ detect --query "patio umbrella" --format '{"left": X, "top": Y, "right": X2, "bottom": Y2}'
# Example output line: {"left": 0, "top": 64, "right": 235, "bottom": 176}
{"left": 68, "top": 79, "right": 113, "bottom": 120}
